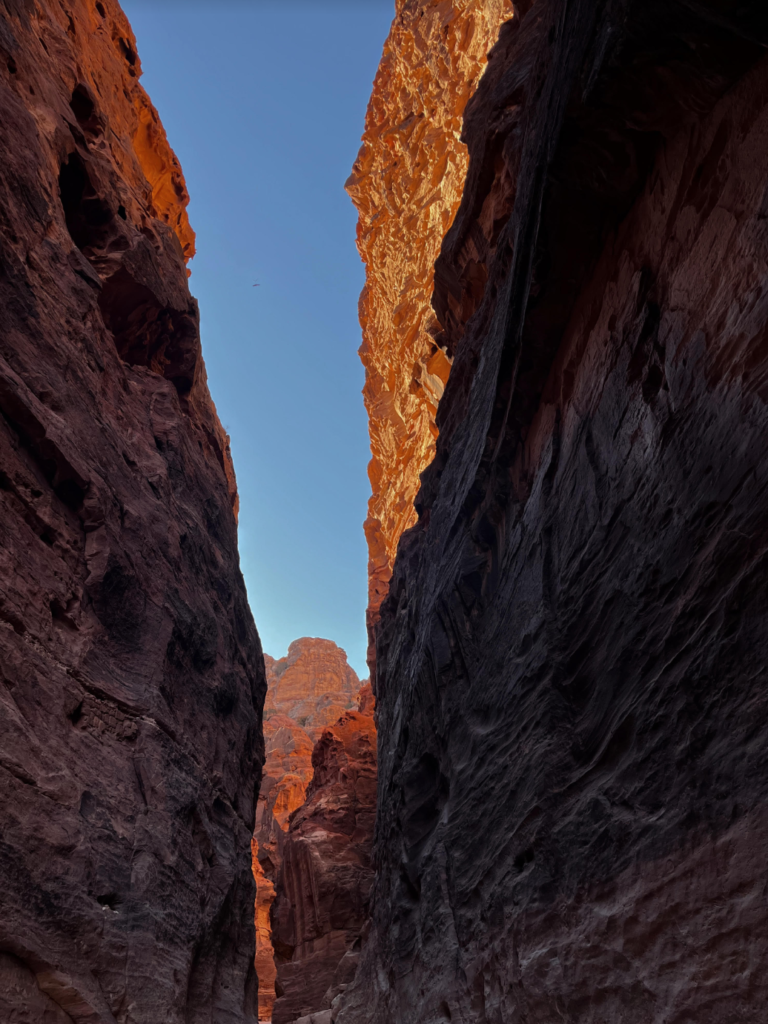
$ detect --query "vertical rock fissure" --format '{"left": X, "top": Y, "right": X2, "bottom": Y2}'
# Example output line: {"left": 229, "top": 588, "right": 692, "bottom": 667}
{"left": 253, "top": 639, "right": 375, "bottom": 1024}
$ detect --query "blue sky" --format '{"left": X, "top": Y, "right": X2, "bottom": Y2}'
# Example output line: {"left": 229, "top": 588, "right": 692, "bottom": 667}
{"left": 122, "top": 1, "right": 395, "bottom": 676}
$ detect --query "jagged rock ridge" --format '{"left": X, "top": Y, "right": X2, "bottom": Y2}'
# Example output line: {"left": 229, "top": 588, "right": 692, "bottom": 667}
{"left": 347, "top": 0, "right": 514, "bottom": 671}
{"left": 338, "top": 2, "right": 768, "bottom": 1023}
{"left": 0, "top": 1, "right": 264, "bottom": 1021}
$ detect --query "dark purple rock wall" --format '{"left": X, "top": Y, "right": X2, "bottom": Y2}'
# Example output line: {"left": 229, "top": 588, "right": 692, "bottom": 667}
{"left": 338, "top": 2, "right": 768, "bottom": 1022}
{"left": 0, "top": 2, "right": 265, "bottom": 1021}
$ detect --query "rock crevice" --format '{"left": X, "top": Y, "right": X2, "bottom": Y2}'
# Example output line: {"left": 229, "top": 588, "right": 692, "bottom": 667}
{"left": 253, "top": 639, "right": 369, "bottom": 1023}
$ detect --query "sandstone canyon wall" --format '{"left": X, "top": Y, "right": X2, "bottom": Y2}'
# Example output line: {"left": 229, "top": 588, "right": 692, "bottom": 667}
{"left": 346, "top": 0, "right": 513, "bottom": 670}
{"left": 0, "top": 2, "right": 265, "bottom": 1022}
{"left": 338, "top": 2, "right": 768, "bottom": 1023}
{"left": 253, "top": 639, "right": 364, "bottom": 1021}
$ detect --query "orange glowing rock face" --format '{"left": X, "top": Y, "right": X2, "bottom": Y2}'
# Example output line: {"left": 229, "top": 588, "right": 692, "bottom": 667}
{"left": 264, "top": 637, "right": 361, "bottom": 740}
{"left": 347, "top": 0, "right": 514, "bottom": 670}
{"left": 251, "top": 840, "right": 277, "bottom": 1021}
{"left": 254, "top": 640, "right": 365, "bottom": 1020}
{"left": 68, "top": 1, "right": 196, "bottom": 263}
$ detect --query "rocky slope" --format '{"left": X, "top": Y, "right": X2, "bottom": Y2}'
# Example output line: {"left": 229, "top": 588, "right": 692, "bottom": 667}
{"left": 254, "top": 640, "right": 363, "bottom": 1020}
{"left": 346, "top": 0, "right": 513, "bottom": 671}
{"left": 0, "top": 2, "right": 264, "bottom": 1021}
{"left": 271, "top": 688, "right": 377, "bottom": 1024}
{"left": 338, "top": 2, "right": 768, "bottom": 1023}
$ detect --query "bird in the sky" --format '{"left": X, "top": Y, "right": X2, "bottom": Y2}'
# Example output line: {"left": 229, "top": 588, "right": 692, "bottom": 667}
{"left": 253, "top": 282, "right": 260, "bottom": 287}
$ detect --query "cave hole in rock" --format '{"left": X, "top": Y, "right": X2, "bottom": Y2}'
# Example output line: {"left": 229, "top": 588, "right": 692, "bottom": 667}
{"left": 58, "top": 152, "right": 115, "bottom": 254}
{"left": 67, "top": 700, "right": 84, "bottom": 726}
{"left": 94, "top": 890, "right": 121, "bottom": 912}
{"left": 69, "top": 84, "right": 103, "bottom": 136}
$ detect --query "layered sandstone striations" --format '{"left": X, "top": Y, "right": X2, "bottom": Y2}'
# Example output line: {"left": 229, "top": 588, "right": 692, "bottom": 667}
{"left": 346, "top": 0, "right": 513, "bottom": 669}
{"left": 339, "top": 2, "right": 768, "bottom": 1023}
{"left": 253, "top": 640, "right": 363, "bottom": 1020}
{"left": 271, "top": 689, "right": 377, "bottom": 1024}
{"left": 0, "top": 2, "right": 264, "bottom": 1021}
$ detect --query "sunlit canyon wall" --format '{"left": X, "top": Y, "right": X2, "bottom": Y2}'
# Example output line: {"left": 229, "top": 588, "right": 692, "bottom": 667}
{"left": 336, "top": 2, "right": 768, "bottom": 1023}
{"left": 346, "top": 0, "right": 515, "bottom": 673}
{"left": 0, "top": 1, "right": 265, "bottom": 1021}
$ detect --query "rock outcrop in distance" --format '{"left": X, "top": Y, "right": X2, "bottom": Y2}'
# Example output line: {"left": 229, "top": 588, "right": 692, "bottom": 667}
{"left": 253, "top": 639, "right": 364, "bottom": 1021}
{"left": 346, "top": 0, "right": 514, "bottom": 672}
{"left": 265, "top": 638, "right": 361, "bottom": 740}
{"left": 0, "top": 2, "right": 264, "bottom": 1021}
{"left": 271, "top": 686, "right": 377, "bottom": 1024}
{"left": 338, "top": 2, "right": 768, "bottom": 1023}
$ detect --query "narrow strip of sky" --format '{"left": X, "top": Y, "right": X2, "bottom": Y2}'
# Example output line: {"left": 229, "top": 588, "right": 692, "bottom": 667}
{"left": 122, "top": 1, "right": 395, "bottom": 676}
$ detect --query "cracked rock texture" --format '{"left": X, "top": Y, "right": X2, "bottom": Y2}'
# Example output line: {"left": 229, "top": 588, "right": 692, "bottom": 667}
{"left": 346, "top": 0, "right": 513, "bottom": 671}
{"left": 338, "top": 2, "right": 768, "bottom": 1023}
{"left": 271, "top": 689, "right": 377, "bottom": 1024}
{"left": 0, "top": 1, "right": 264, "bottom": 1022}
{"left": 254, "top": 640, "right": 363, "bottom": 1020}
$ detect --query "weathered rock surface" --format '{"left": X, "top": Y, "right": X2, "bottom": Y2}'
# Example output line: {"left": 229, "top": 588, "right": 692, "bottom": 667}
{"left": 338, "top": 2, "right": 768, "bottom": 1023}
{"left": 0, "top": 2, "right": 264, "bottom": 1021}
{"left": 346, "top": 0, "right": 513, "bottom": 670}
{"left": 264, "top": 638, "right": 361, "bottom": 740}
{"left": 271, "top": 691, "right": 377, "bottom": 1024}
{"left": 254, "top": 640, "right": 364, "bottom": 1020}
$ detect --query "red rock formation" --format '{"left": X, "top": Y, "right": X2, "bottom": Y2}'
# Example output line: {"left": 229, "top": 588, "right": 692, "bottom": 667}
{"left": 338, "top": 3, "right": 768, "bottom": 1024}
{"left": 0, "top": 1, "right": 263, "bottom": 1020}
{"left": 346, "top": 0, "right": 513, "bottom": 671}
{"left": 270, "top": 690, "right": 377, "bottom": 1024}
{"left": 254, "top": 640, "right": 364, "bottom": 1020}
{"left": 265, "top": 638, "right": 361, "bottom": 740}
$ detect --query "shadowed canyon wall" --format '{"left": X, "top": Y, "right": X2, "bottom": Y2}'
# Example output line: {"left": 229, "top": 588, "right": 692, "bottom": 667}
{"left": 337, "top": 1, "right": 768, "bottom": 1023}
{"left": 0, "top": 1, "right": 264, "bottom": 1021}
{"left": 346, "top": 0, "right": 513, "bottom": 671}
{"left": 253, "top": 639, "right": 366, "bottom": 1021}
